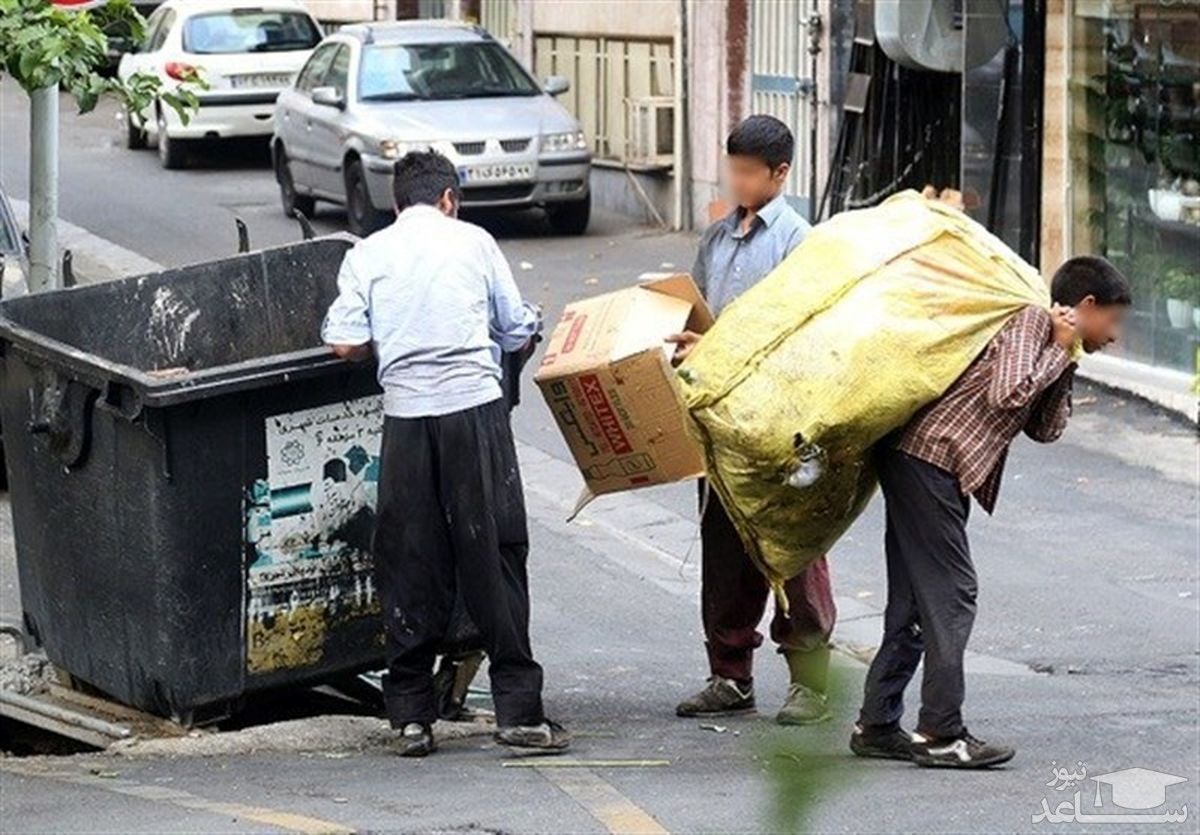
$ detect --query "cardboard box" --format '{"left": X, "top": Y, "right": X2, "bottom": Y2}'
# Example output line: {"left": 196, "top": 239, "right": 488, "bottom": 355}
{"left": 535, "top": 273, "right": 714, "bottom": 513}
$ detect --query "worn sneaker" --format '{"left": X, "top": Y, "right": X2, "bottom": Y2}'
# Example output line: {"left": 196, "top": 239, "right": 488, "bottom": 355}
{"left": 495, "top": 719, "right": 571, "bottom": 752}
{"left": 776, "top": 683, "right": 832, "bottom": 725}
{"left": 849, "top": 724, "right": 916, "bottom": 760}
{"left": 676, "top": 677, "right": 756, "bottom": 717}
{"left": 911, "top": 729, "right": 1015, "bottom": 769}
{"left": 395, "top": 722, "right": 436, "bottom": 758}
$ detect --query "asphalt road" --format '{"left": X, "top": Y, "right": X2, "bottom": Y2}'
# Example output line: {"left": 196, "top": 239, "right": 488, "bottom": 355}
{"left": 1, "top": 83, "right": 1198, "bottom": 834}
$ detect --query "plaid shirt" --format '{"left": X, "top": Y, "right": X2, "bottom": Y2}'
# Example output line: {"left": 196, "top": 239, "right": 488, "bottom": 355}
{"left": 897, "top": 305, "right": 1076, "bottom": 513}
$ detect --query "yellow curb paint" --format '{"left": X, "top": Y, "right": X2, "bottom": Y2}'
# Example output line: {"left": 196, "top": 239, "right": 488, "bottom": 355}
{"left": 537, "top": 766, "right": 670, "bottom": 835}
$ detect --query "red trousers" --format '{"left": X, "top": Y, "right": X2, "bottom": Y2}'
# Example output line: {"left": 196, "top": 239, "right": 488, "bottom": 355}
{"left": 700, "top": 486, "right": 837, "bottom": 682}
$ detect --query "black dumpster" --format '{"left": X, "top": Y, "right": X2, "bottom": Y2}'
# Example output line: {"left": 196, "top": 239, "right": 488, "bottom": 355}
{"left": 0, "top": 234, "right": 399, "bottom": 722}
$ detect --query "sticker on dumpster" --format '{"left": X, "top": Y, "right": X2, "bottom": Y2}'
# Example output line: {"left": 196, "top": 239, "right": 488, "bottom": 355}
{"left": 244, "top": 395, "right": 384, "bottom": 674}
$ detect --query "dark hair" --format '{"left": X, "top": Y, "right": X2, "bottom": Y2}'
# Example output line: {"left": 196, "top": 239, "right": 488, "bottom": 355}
{"left": 1050, "top": 256, "right": 1132, "bottom": 306}
{"left": 392, "top": 150, "right": 461, "bottom": 211}
{"left": 726, "top": 115, "right": 794, "bottom": 170}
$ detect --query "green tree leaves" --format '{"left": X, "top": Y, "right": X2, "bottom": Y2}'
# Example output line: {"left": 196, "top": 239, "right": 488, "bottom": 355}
{"left": 0, "top": 0, "right": 200, "bottom": 124}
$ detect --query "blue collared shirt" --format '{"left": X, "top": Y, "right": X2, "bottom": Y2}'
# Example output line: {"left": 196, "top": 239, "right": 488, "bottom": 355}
{"left": 692, "top": 192, "right": 811, "bottom": 316}
{"left": 322, "top": 204, "right": 538, "bottom": 418}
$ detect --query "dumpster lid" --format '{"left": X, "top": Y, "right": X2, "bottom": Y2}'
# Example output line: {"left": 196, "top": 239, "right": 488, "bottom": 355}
{"left": 0, "top": 234, "right": 369, "bottom": 408}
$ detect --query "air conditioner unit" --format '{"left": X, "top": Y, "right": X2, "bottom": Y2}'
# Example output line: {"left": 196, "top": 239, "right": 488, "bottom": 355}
{"left": 875, "top": 0, "right": 1008, "bottom": 73}
{"left": 625, "top": 97, "right": 674, "bottom": 167}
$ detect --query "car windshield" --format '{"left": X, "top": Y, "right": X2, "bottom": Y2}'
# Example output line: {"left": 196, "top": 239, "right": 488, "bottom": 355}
{"left": 183, "top": 10, "right": 321, "bottom": 55}
{"left": 358, "top": 41, "right": 540, "bottom": 102}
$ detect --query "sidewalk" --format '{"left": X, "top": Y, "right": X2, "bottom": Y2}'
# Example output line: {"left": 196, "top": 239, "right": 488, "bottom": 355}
{"left": 8, "top": 199, "right": 161, "bottom": 289}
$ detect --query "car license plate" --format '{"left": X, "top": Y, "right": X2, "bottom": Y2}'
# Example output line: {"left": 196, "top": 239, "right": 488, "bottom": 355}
{"left": 229, "top": 73, "right": 291, "bottom": 89}
{"left": 458, "top": 163, "right": 533, "bottom": 184}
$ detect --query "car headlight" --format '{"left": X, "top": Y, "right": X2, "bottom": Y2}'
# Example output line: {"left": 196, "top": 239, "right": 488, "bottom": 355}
{"left": 539, "top": 130, "right": 587, "bottom": 153}
{"left": 379, "top": 139, "right": 430, "bottom": 160}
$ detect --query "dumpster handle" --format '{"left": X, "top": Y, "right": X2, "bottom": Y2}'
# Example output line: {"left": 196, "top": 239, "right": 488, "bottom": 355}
{"left": 236, "top": 217, "right": 250, "bottom": 254}
{"left": 28, "top": 374, "right": 99, "bottom": 470}
{"left": 292, "top": 209, "right": 315, "bottom": 241}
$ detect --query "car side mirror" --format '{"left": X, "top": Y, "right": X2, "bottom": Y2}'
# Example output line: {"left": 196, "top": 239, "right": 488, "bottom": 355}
{"left": 543, "top": 75, "right": 570, "bottom": 96}
{"left": 312, "top": 86, "right": 345, "bottom": 109}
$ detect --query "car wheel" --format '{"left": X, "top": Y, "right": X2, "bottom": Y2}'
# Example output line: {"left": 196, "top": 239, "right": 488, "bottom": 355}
{"left": 547, "top": 193, "right": 591, "bottom": 236}
{"left": 157, "top": 109, "right": 187, "bottom": 170}
{"left": 275, "top": 147, "right": 315, "bottom": 218}
{"left": 124, "top": 111, "right": 147, "bottom": 150}
{"left": 345, "top": 159, "right": 387, "bottom": 237}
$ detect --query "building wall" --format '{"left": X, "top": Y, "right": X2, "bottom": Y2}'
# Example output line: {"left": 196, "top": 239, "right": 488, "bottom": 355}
{"left": 302, "top": 0, "right": 452, "bottom": 23}
{"left": 304, "top": 1, "right": 388, "bottom": 22}
{"left": 1041, "top": 0, "right": 1070, "bottom": 274}
{"left": 531, "top": 0, "right": 676, "bottom": 39}
{"left": 687, "top": 0, "right": 731, "bottom": 227}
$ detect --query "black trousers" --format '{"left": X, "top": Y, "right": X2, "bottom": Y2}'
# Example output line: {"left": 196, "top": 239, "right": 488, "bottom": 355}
{"left": 858, "top": 444, "right": 977, "bottom": 739}
{"left": 373, "top": 398, "right": 544, "bottom": 728}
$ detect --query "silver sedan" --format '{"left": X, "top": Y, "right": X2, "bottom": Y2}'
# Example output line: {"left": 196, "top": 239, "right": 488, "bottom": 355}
{"left": 271, "top": 21, "right": 592, "bottom": 236}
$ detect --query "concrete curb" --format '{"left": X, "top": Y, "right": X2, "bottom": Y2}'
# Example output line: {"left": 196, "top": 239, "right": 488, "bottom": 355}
{"left": 9, "top": 199, "right": 163, "bottom": 284}
{"left": 1077, "top": 353, "right": 1197, "bottom": 424}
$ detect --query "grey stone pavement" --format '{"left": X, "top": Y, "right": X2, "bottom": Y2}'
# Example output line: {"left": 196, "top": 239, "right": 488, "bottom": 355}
{"left": 0, "top": 83, "right": 1197, "bottom": 834}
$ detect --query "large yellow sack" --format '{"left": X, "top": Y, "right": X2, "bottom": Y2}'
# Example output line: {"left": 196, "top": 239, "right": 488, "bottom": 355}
{"left": 679, "top": 190, "right": 1048, "bottom": 596}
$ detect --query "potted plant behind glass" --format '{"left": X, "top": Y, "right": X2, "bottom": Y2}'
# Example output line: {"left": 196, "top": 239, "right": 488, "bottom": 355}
{"left": 1160, "top": 265, "right": 1200, "bottom": 329}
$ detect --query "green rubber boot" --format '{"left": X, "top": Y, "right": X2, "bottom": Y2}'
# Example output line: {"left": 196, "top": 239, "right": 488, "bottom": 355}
{"left": 777, "top": 646, "right": 832, "bottom": 726}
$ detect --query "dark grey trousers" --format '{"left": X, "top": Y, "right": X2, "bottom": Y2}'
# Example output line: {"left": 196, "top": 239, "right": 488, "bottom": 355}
{"left": 373, "top": 398, "right": 545, "bottom": 728}
{"left": 858, "top": 445, "right": 977, "bottom": 739}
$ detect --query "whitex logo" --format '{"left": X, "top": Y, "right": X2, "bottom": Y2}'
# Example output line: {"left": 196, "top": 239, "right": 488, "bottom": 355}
{"left": 1033, "top": 762, "right": 1189, "bottom": 825}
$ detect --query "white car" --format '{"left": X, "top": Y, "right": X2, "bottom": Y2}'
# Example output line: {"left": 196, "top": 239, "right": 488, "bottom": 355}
{"left": 118, "top": 0, "right": 322, "bottom": 168}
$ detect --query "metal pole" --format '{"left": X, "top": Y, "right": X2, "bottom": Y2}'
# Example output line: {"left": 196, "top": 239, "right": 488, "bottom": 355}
{"left": 806, "top": 10, "right": 822, "bottom": 224}
{"left": 29, "top": 83, "right": 60, "bottom": 294}
{"left": 672, "top": 0, "right": 685, "bottom": 230}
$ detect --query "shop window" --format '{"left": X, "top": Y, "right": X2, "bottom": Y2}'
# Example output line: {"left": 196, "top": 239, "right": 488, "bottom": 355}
{"left": 1069, "top": 0, "right": 1199, "bottom": 373}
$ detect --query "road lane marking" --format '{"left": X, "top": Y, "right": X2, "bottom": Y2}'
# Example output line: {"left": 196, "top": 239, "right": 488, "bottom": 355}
{"left": 537, "top": 765, "right": 670, "bottom": 835}
{"left": 0, "top": 762, "right": 354, "bottom": 834}
{"left": 502, "top": 758, "right": 671, "bottom": 768}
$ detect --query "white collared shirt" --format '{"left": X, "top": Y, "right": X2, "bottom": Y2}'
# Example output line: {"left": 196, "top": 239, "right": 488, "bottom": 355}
{"left": 322, "top": 204, "right": 538, "bottom": 418}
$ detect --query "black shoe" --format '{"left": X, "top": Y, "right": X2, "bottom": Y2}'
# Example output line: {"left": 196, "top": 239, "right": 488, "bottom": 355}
{"left": 495, "top": 719, "right": 571, "bottom": 752}
{"left": 849, "top": 724, "right": 915, "bottom": 761}
{"left": 675, "top": 677, "right": 756, "bottom": 718}
{"left": 395, "top": 722, "right": 436, "bottom": 757}
{"left": 911, "top": 728, "right": 1015, "bottom": 769}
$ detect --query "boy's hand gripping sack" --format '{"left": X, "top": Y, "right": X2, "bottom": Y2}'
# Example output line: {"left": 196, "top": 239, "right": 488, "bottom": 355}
{"left": 679, "top": 191, "right": 1049, "bottom": 600}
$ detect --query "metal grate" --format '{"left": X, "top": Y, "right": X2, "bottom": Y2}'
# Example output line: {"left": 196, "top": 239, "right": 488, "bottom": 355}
{"left": 480, "top": 0, "right": 517, "bottom": 43}
{"left": 500, "top": 138, "right": 532, "bottom": 153}
{"left": 533, "top": 34, "right": 674, "bottom": 162}
{"left": 750, "top": 0, "right": 818, "bottom": 203}
{"left": 454, "top": 141, "right": 486, "bottom": 155}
